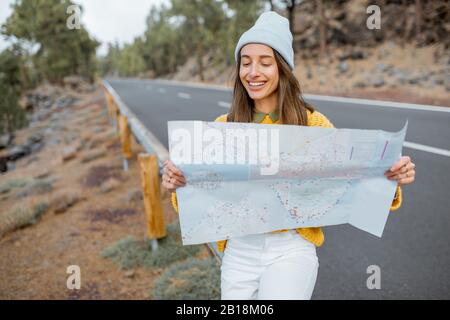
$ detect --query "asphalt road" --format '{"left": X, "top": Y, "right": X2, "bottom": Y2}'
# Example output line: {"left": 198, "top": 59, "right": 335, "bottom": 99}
{"left": 108, "top": 78, "right": 450, "bottom": 299}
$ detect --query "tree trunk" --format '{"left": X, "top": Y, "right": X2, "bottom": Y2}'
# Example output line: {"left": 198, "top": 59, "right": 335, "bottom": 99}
{"left": 402, "top": 0, "right": 408, "bottom": 47}
{"left": 415, "top": 0, "right": 422, "bottom": 37}
{"left": 317, "top": 0, "right": 327, "bottom": 60}
{"left": 287, "top": 1, "right": 297, "bottom": 53}
{"left": 287, "top": 1, "right": 296, "bottom": 34}
{"left": 197, "top": 40, "right": 205, "bottom": 82}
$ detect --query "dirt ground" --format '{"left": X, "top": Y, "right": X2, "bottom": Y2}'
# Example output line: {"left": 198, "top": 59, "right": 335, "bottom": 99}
{"left": 0, "top": 89, "right": 210, "bottom": 299}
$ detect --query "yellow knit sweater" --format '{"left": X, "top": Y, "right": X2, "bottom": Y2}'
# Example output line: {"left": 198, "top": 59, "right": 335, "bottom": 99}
{"left": 171, "top": 109, "right": 403, "bottom": 252}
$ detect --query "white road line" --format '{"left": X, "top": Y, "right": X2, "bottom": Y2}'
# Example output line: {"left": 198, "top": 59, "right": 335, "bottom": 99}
{"left": 177, "top": 92, "right": 191, "bottom": 99}
{"left": 404, "top": 141, "right": 450, "bottom": 157}
{"left": 304, "top": 94, "right": 450, "bottom": 113}
{"left": 154, "top": 79, "right": 231, "bottom": 92}
{"left": 218, "top": 101, "right": 231, "bottom": 108}
{"left": 157, "top": 88, "right": 166, "bottom": 93}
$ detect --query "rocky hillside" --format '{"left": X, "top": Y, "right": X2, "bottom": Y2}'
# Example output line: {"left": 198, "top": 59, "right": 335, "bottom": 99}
{"left": 160, "top": 0, "right": 449, "bottom": 106}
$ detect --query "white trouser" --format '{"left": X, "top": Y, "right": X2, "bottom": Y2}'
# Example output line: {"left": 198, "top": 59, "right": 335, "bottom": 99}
{"left": 220, "top": 230, "right": 319, "bottom": 300}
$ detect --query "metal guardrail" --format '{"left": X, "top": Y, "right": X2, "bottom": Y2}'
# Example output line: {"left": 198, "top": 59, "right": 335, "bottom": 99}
{"left": 102, "top": 79, "right": 223, "bottom": 264}
{"left": 102, "top": 80, "right": 169, "bottom": 167}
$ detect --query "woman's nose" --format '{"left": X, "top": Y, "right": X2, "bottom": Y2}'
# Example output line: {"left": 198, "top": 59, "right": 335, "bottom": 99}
{"left": 249, "top": 63, "right": 260, "bottom": 77}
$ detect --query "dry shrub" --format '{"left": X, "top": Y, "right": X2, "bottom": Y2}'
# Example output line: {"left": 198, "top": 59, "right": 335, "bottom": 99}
{"left": 152, "top": 258, "right": 220, "bottom": 300}
{"left": 100, "top": 221, "right": 200, "bottom": 269}
{"left": 0, "top": 200, "right": 50, "bottom": 238}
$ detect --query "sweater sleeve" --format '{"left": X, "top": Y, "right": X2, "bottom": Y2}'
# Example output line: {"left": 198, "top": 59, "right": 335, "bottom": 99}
{"left": 171, "top": 191, "right": 179, "bottom": 214}
{"left": 170, "top": 114, "right": 229, "bottom": 214}
{"left": 390, "top": 185, "right": 402, "bottom": 211}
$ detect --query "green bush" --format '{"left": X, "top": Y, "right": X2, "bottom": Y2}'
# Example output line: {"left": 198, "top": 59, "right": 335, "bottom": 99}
{"left": 101, "top": 221, "right": 201, "bottom": 270}
{"left": 153, "top": 258, "right": 221, "bottom": 300}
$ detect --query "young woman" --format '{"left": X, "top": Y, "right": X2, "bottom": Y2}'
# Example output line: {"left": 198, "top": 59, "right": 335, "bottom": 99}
{"left": 162, "top": 11, "right": 416, "bottom": 300}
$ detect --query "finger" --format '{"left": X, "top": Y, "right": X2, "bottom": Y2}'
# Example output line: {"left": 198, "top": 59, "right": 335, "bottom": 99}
{"left": 390, "top": 156, "right": 410, "bottom": 172}
{"left": 387, "top": 172, "right": 407, "bottom": 181}
{"left": 385, "top": 169, "right": 401, "bottom": 177}
{"left": 387, "top": 170, "right": 415, "bottom": 181}
{"left": 399, "top": 162, "right": 415, "bottom": 174}
{"left": 166, "top": 171, "right": 186, "bottom": 183}
{"left": 164, "top": 166, "right": 175, "bottom": 179}
{"left": 162, "top": 180, "right": 177, "bottom": 192}
{"left": 386, "top": 165, "right": 413, "bottom": 177}
{"left": 385, "top": 169, "right": 397, "bottom": 177}
{"left": 170, "top": 175, "right": 186, "bottom": 186}
{"left": 399, "top": 165, "right": 408, "bottom": 174}
{"left": 164, "top": 166, "right": 177, "bottom": 180}
{"left": 385, "top": 172, "right": 396, "bottom": 178}
{"left": 386, "top": 159, "right": 411, "bottom": 177}
{"left": 398, "top": 176, "right": 415, "bottom": 185}
{"left": 163, "top": 174, "right": 186, "bottom": 186}
{"left": 166, "top": 161, "right": 184, "bottom": 177}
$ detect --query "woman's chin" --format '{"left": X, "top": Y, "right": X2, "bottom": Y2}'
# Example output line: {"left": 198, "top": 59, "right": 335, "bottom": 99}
{"left": 248, "top": 91, "right": 268, "bottom": 100}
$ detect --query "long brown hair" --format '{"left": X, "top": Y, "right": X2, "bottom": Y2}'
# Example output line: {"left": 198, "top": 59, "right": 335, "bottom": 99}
{"left": 227, "top": 48, "right": 314, "bottom": 125}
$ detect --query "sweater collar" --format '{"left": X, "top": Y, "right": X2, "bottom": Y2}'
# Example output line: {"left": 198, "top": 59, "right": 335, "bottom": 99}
{"left": 252, "top": 108, "right": 280, "bottom": 123}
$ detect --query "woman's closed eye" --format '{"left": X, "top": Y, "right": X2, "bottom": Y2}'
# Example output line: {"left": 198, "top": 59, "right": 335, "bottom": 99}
{"left": 242, "top": 62, "right": 272, "bottom": 67}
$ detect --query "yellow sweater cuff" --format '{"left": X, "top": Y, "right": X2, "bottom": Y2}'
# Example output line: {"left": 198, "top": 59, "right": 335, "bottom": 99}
{"left": 390, "top": 185, "right": 402, "bottom": 211}
{"left": 171, "top": 192, "right": 179, "bottom": 214}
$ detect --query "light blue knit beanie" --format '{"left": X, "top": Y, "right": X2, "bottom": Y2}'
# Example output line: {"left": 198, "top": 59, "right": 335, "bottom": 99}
{"left": 234, "top": 11, "right": 294, "bottom": 70}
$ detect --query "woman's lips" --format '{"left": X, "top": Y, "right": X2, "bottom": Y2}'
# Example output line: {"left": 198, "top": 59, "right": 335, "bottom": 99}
{"left": 247, "top": 81, "right": 267, "bottom": 91}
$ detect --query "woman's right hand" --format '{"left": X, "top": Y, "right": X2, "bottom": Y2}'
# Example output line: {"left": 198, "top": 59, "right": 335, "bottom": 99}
{"left": 162, "top": 159, "right": 186, "bottom": 193}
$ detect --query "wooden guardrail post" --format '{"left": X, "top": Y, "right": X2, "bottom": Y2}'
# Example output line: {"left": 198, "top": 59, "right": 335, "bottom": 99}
{"left": 114, "top": 102, "right": 120, "bottom": 131}
{"left": 111, "top": 104, "right": 116, "bottom": 128}
{"left": 118, "top": 115, "right": 133, "bottom": 171}
{"left": 138, "top": 153, "right": 167, "bottom": 251}
{"left": 102, "top": 88, "right": 114, "bottom": 126}
{"left": 108, "top": 95, "right": 115, "bottom": 125}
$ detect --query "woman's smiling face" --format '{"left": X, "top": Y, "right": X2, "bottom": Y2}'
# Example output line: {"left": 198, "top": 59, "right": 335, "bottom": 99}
{"left": 239, "top": 43, "right": 279, "bottom": 101}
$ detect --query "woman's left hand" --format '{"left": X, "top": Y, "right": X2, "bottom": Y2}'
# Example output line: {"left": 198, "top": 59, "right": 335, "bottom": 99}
{"left": 384, "top": 156, "right": 416, "bottom": 186}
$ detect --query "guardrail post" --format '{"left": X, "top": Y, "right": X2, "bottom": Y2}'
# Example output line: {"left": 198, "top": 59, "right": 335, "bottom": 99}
{"left": 138, "top": 153, "right": 167, "bottom": 251}
{"left": 102, "top": 88, "right": 114, "bottom": 126}
{"left": 114, "top": 102, "right": 120, "bottom": 131}
{"left": 110, "top": 102, "right": 117, "bottom": 128}
{"left": 107, "top": 95, "right": 112, "bottom": 123}
{"left": 118, "top": 115, "right": 133, "bottom": 171}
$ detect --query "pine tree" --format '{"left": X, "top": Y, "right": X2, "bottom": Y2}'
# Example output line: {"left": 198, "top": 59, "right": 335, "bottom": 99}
{"left": 0, "top": 47, "right": 27, "bottom": 135}
{"left": 1, "top": 0, "right": 99, "bottom": 83}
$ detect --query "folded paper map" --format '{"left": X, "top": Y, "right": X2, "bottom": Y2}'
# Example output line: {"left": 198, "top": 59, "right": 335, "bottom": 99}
{"left": 168, "top": 120, "right": 408, "bottom": 245}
